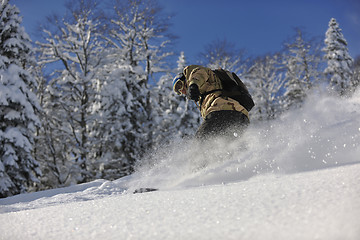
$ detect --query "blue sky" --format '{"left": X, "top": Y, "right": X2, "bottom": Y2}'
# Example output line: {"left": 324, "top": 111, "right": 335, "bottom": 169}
{"left": 14, "top": 0, "right": 360, "bottom": 63}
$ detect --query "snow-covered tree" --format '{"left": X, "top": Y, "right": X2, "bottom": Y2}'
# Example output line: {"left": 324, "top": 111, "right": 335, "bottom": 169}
{"left": 111, "top": 0, "right": 173, "bottom": 83}
{"left": 152, "top": 52, "right": 200, "bottom": 147}
{"left": 245, "top": 54, "right": 285, "bottom": 121}
{"left": 282, "top": 28, "right": 322, "bottom": 109}
{"left": 173, "top": 53, "right": 202, "bottom": 139}
{"left": 171, "top": 52, "right": 201, "bottom": 139}
{"left": 96, "top": 63, "right": 149, "bottom": 179}
{"left": 176, "top": 51, "right": 186, "bottom": 72}
{"left": 31, "top": 62, "right": 73, "bottom": 189}
{"left": 352, "top": 56, "right": 360, "bottom": 90}
{"left": 37, "top": 2, "right": 107, "bottom": 184}
{"left": 323, "top": 18, "right": 353, "bottom": 96}
{"left": 93, "top": 0, "right": 175, "bottom": 179}
{"left": 0, "top": 0, "right": 41, "bottom": 197}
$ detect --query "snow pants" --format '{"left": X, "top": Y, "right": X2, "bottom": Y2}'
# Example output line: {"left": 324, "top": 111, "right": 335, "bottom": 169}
{"left": 195, "top": 110, "right": 249, "bottom": 141}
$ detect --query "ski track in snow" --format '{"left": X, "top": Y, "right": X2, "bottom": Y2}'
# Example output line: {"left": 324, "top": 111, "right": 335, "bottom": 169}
{"left": 1, "top": 90, "right": 360, "bottom": 239}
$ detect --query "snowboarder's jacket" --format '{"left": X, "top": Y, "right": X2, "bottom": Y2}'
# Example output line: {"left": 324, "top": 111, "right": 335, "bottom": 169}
{"left": 183, "top": 65, "right": 250, "bottom": 120}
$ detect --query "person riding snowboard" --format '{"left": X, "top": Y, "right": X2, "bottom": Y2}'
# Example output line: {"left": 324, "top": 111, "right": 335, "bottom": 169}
{"left": 173, "top": 65, "right": 254, "bottom": 140}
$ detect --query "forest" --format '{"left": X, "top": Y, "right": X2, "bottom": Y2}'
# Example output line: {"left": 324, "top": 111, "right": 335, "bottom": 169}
{"left": 0, "top": 0, "right": 359, "bottom": 198}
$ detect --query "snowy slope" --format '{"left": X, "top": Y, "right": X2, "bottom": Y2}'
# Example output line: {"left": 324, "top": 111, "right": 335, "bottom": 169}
{"left": 1, "top": 90, "right": 360, "bottom": 240}
{"left": 1, "top": 164, "right": 360, "bottom": 240}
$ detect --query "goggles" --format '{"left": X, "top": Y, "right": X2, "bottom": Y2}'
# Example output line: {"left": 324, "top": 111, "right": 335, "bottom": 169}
{"left": 172, "top": 73, "right": 186, "bottom": 95}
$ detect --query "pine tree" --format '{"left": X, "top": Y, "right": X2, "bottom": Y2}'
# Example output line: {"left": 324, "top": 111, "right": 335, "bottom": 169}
{"left": 152, "top": 52, "right": 200, "bottom": 147}
{"left": 176, "top": 51, "right": 186, "bottom": 72}
{"left": 0, "top": 0, "right": 41, "bottom": 197}
{"left": 174, "top": 52, "right": 201, "bottom": 139}
{"left": 282, "top": 28, "right": 321, "bottom": 109}
{"left": 352, "top": 56, "right": 360, "bottom": 90}
{"left": 323, "top": 18, "right": 354, "bottom": 96}
{"left": 97, "top": 59, "right": 149, "bottom": 179}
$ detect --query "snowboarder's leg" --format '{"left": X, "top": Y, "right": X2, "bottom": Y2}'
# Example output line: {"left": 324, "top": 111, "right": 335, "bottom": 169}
{"left": 195, "top": 110, "right": 249, "bottom": 141}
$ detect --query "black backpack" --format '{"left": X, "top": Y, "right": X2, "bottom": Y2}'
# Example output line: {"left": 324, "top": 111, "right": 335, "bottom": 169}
{"left": 213, "top": 69, "right": 255, "bottom": 112}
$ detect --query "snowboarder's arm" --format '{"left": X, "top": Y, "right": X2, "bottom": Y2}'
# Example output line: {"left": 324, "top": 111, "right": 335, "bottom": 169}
{"left": 187, "top": 66, "right": 209, "bottom": 91}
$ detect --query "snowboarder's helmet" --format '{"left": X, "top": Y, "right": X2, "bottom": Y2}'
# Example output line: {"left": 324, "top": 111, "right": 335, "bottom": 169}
{"left": 173, "top": 73, "right": 186, "bottom": 95}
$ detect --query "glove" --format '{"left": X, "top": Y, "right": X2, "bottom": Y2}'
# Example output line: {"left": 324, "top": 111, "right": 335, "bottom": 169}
{"left": 188, "top": 84, "right": 200, "bottom": 101}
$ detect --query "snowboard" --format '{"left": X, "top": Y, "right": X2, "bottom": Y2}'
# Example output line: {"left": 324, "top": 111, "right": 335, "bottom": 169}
{"left": 133, "top": 188, "right": 158, "bottom": 194}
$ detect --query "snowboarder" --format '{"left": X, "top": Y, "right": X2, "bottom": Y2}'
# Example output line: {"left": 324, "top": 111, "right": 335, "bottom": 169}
{"left": 173, "top": 65, "right": 253, "bottom": 141}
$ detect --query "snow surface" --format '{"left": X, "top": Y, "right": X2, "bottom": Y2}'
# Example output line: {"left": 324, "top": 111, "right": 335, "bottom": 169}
{"left": 1, "top": 89, "right": 360, "bottom": 240}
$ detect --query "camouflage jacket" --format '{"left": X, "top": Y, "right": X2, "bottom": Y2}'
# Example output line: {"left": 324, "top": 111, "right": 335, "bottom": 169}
{"left": 183, "top": 65, "right": 249, "bottom": 120}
